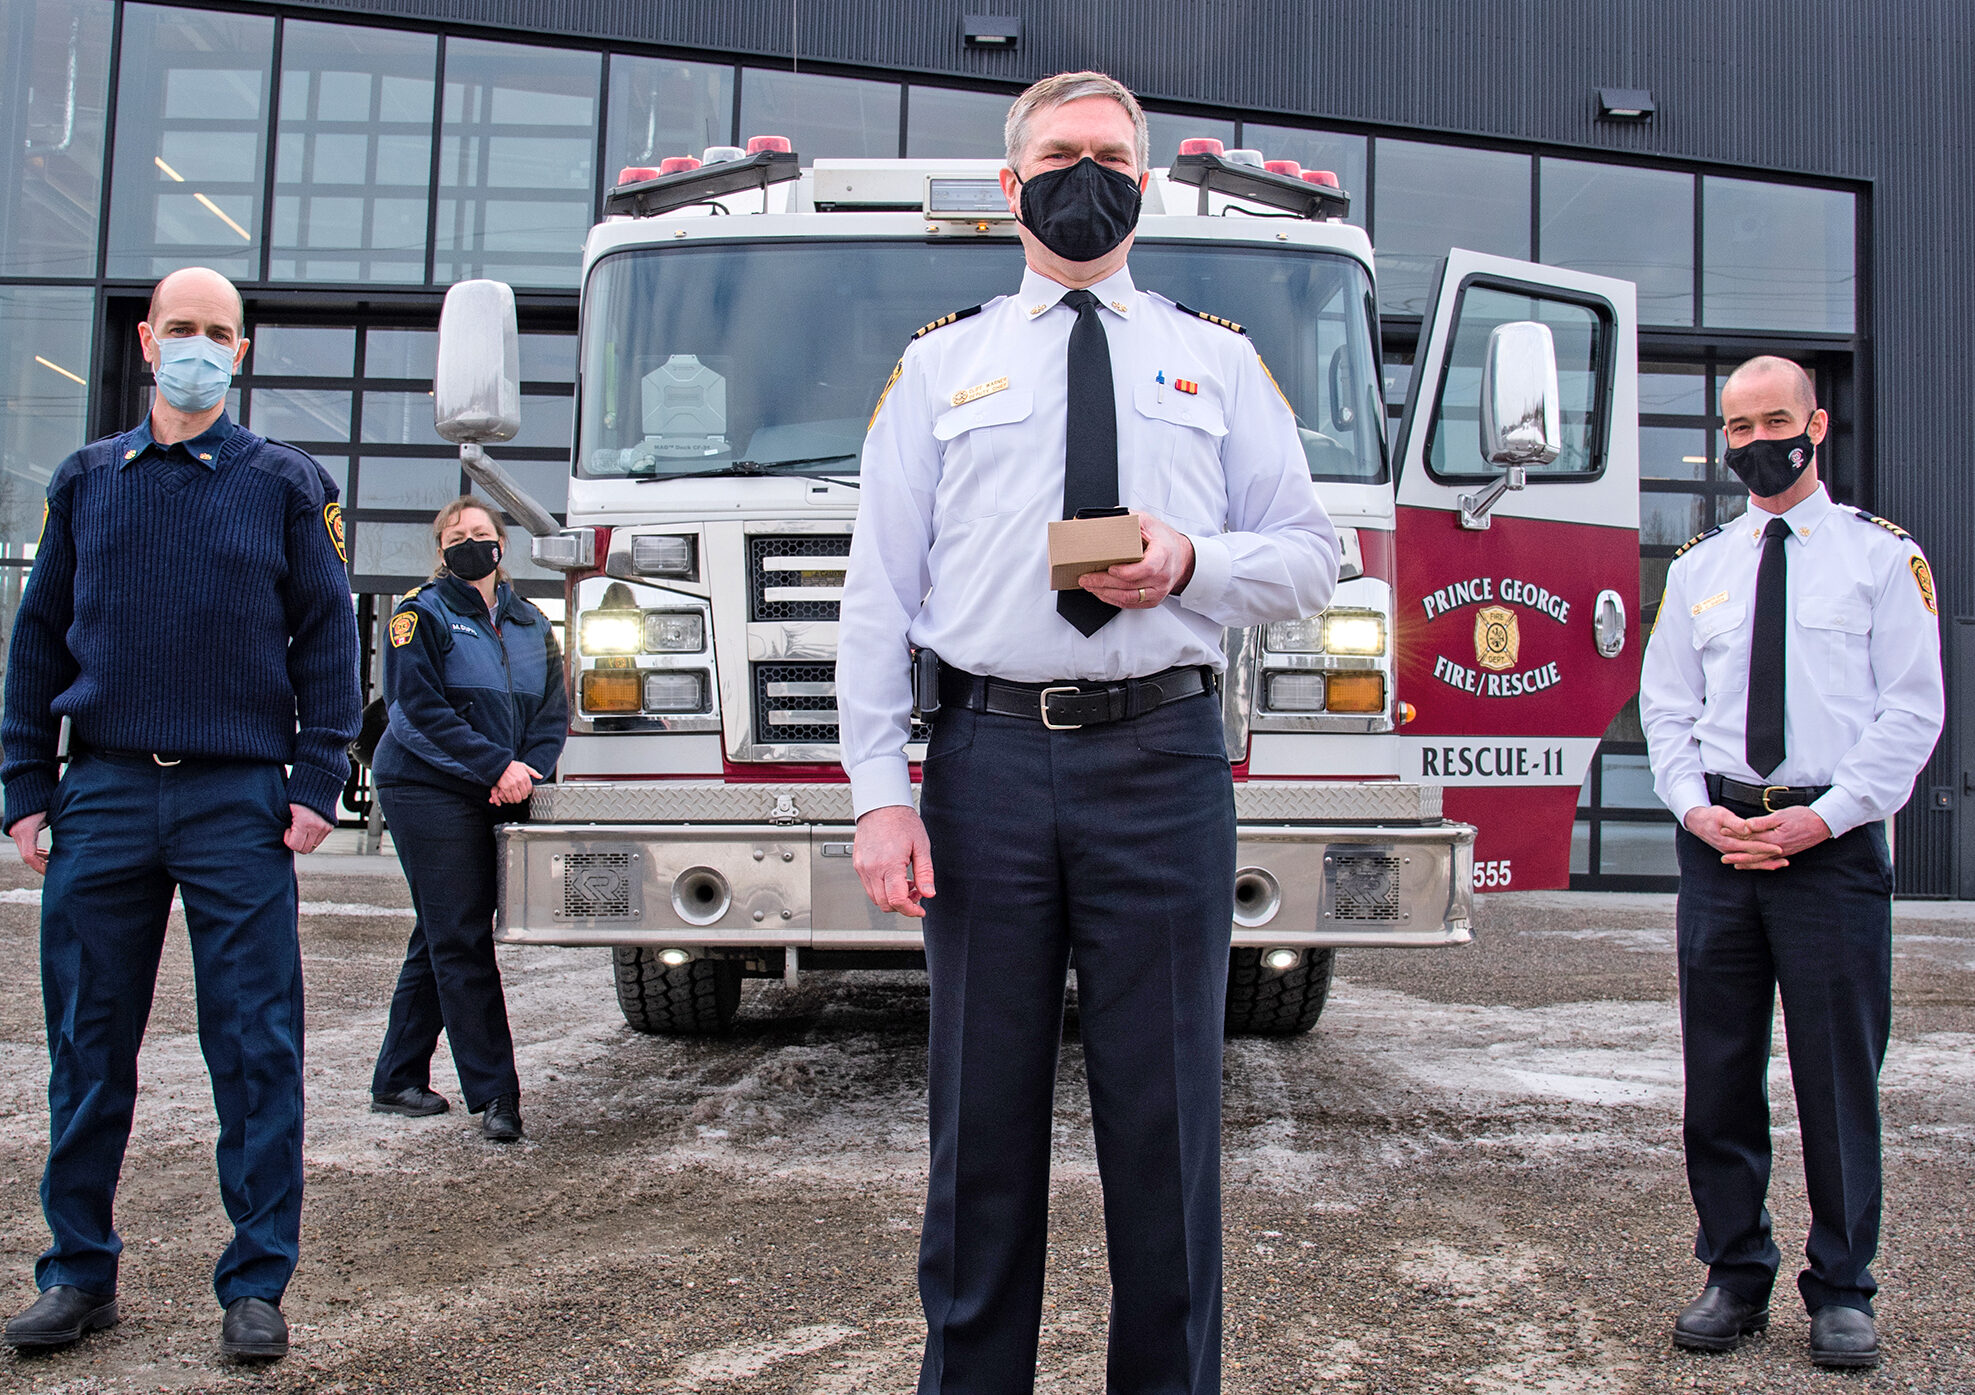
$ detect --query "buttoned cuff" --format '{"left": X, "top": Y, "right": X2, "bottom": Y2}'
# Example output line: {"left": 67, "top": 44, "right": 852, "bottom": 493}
{"left": 1809, "top": 788, "right": 1866, "bottom": 840}
{"left": 848, "top": 755, "right": 915, "bottom": 820}
{"left": 1175, "top": 533, "right": 1232, "bottom": 617}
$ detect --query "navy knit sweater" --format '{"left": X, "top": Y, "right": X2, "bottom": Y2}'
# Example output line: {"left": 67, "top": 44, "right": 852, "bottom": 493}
{"left": 0, "top": 415, "right": 361, "bottom": 829}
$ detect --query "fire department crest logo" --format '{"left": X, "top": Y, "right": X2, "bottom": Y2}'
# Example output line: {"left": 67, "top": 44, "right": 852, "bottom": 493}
{"left": 1911, "top": 555, "right": 1937, "bottom": 615}
{"left": 1473, "top": 604, "right": 1519, "bottom": 672}
{"left": 323, "top": 502, "right": 346, "bottom": 563}
{"left": 389, "top": 611, "right": 417, "bottom": 648}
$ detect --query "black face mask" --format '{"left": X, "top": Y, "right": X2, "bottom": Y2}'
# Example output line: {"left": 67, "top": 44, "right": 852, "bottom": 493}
{"left": 443, "top": 537, "right": 502, "bottom": 581}
{"left": 1722, "top": 431, "right": 1815, "bottom": 498}
{"left": 1016, "top": 157, "right": 1143, "bottom": 263}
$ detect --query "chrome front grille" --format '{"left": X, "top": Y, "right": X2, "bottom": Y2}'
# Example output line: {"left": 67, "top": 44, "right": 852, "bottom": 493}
{"left": 1323, "top": 850, "right": 1403, "bottom": 922}
{"left": 752, "top": 661, "right": 929, "bottom": 748}
{"left": 556, "top": 850, "right": 639, "bottom": 920}
{"left": 749, "top": 536, "right": 849, "bottom": 621}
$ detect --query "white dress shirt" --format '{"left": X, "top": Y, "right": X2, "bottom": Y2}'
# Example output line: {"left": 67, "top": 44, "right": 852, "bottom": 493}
{"left": 1639, "top": 484, "right": 1944, "bottom": 837}
{"left": 838, "top": 263, "right": 1339, "bottom": 816}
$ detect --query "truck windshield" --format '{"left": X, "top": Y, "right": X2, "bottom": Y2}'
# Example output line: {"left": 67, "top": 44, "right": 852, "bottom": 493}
{"left": 579, "top": 239, "right": 1386, "bottom": 483}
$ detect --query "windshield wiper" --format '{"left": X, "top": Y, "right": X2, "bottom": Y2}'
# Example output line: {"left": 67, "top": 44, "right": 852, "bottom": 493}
{"left": 634, "top": 453, "right": 859, "bottom": 484}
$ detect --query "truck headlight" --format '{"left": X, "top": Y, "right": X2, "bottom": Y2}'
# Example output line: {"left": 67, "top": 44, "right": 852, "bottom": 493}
{"left": 580, "top": 609, "right": 642, "bottom": 655}
{"left": 631, "top": 534, "right": 696, "bottom": 578}
{"left": 1264, "top": 616, "right": 1325, "bottom": 652}
{"left": 642, "top": 611, "right": 705, "bottom": 652}
{"left": 1265, "top": 672, "right": 1327, "bottom": 711}
{"left": 1322, "top": 610, "right": 1386, "bottom": 656}
{"left": 643, "top": 671, "right": 708, "bottom": 712}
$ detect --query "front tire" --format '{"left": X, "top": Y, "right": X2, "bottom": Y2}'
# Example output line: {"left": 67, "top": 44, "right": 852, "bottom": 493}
{"left": 613, "top": 948, "right": 742, "bottom": 1034}
{"left": 1223, "top": 947, "right": 1335, "bottom": 1035}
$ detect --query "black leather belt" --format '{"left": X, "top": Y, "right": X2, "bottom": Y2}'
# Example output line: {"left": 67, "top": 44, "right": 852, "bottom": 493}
{"left": 1707, "top": 772, "right": 1831, "bottom": 813}
{"left": 75, "top": 744, "right": 226, "bottom": 769}
{"left": 938, "top": 664, "right": 1213, "bottom": 731}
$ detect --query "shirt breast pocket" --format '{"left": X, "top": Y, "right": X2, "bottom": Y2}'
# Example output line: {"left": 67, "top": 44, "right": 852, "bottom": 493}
{"left": 1797, "top": 595, "right": 1871, "bottom": 696}
{"left": 1130, "top": 382, "right": 1228, "bottom": 526}
{"left": 1691, "top": 600, "right": 1749, "bottom": 695}
{"left": 932, "top": 388, "right": 1037, "bottom": 522}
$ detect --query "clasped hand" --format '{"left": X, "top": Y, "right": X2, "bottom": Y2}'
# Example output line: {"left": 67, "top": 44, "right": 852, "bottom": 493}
{"left": 1076, "top": 513, "right": 1194, "bottom": 610}
{"left": 1684, "top": 803, "right": 1831, "bottom": 871}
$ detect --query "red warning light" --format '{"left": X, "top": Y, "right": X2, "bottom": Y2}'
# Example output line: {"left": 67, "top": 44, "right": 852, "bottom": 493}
{"left": 657, "top": 156, "right": 701, "bottom": 174}
{"left": 1264, "top": 160, "right": 1301, "bottom": 177}
{"left": 616, "top": 166, "right": 662, "bottom": 186}
{"left": 746, "top": 135, "right": 793, "bottom": 153}
{"left": 1300, "top": 170, "right": 1341, "bottom": 188}
{"left": 1177, "top": 138, "right": 1225, "bottom": 156}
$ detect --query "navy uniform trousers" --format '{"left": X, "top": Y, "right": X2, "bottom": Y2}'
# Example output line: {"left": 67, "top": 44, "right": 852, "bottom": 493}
{"left": 370, "top": 779, "right": 520, "bottom": 1112}
{"left": 916, "top": 692, "right": 1235, "bottom": 1395}
{"left": 1675, "top": 814, "right": 1893, "bottom": 1315}
{"left": 38, "top": 751, "right": 304, "bottom": 1305}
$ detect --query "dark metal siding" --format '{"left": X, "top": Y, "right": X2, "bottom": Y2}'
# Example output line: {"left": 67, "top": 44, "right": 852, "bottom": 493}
{"left": 268, "top": 0, "right": 1972, "bottom": 891}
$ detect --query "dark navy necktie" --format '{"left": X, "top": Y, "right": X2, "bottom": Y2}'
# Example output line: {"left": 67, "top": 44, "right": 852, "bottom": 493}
{"left": 1057, "top": 289, "right": 1120, "bottom": 637}
{"left": 1745, "top": 516, "right": 1791, "bottom": 778}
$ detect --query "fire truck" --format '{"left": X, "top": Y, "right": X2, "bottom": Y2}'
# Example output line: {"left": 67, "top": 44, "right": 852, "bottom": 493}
{"left": 432, "top": 135, "right": 1641, "bottom": 1038}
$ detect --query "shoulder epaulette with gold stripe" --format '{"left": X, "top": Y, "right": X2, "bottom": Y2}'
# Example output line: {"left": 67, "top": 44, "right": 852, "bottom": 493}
{"left": 1173, "top": 302, "right": 1247, "bottom": 335}
{"left": 1672, "top": 525, "right": 1721, "bottom": 559}
{"left": 1847, "top": 506, "right": 1911, "bottom": 540}
{"left": 912, "top": 304, "right": 984, "bottom": 339}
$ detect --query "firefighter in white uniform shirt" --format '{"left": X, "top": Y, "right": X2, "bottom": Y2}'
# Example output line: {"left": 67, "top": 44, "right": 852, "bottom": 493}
{"left": 1639, "top": 355, "right": 1942, "bottom": 1370}
{"left": 837, "top": 71, "right": 1336, "bottom": 1395}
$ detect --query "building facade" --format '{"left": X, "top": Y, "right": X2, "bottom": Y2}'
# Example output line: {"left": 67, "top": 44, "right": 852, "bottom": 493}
{"left": 0, "top": 0, "right": 1964, "bottom": 894}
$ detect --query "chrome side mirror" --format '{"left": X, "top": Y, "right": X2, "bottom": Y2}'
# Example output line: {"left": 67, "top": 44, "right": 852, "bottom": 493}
{"left": 1460, "top": 320, "right": 1561, "bottom": 530}
{"left": 433, "top": 279, "right": 559, "bottom": 536}
{"left": 435, "top": 279, "right": 520, "bottom": 444}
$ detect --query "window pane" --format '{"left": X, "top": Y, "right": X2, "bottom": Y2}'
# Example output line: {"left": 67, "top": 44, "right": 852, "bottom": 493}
{"left": 246, "top": 387, "right": 352, "bottom": 443}
{"left": 1598, "top": 752, "right": 1667, "bottom": 811}
{"left": 106, "top": 5, "right": 272, "bottom": 279}
{"left": 271, "top": 21, "right": 435, "bottom": 285}
{"left": 351, "top": 517, "right": 438, "bottom": 582}
{"left": 250, "top": 325, "right": 356, "bottom": 377}
{"left": 739, "top": 69, "right": 899, "bottom": 160}
{"left": 435, "top": 38, "right": 600, "bottom": 289}
{"left": 512, "top": 394, "right": 573, "bottom": 449}
{"left": 365, "top": 327, "right": 437, "bottom": 380}
{"left": 906, "top": 85, "right": 1009, "bottom": 158}
{"left": 1142, "top": 112, "right": 1236, "bottom": 169}
{"left": 1640, "top": 490, "right": 1705, "bottom": 548}
{"left": 360, "top": 390, "right": 439, "bottom": 444}
{"left": 1426, "top": 287, "right": 1607, "bottom": 478}
{"left": 605, "top": 54, "right": 732, "bottom": 173}
{"left": 0, "top": 285, "right": 95, "bottom": 555}
{"left": 518, "top": 332, "right": 577, "bottom": 383}
{"left": 1638, "top": 361, "right": 1708, "bottom": 415}
{"left": 1703, "top": 177, "right": 1855, "bottom": 332}
{"left": 1373, "top": 141, "right": 1529, "bottom": 315}
{"left": 0, "top": 0, "right": 114, "bottom": 276}
{"left": 1640, "top": 426, "right": 1709, "bottom": 480}
{"left": 498, "top": 458, "right": 568, "bottom": 513}
{"left": 1599, "top": 820, "right": 1678, "bottom": 875}
{"left": 1240, "top": 124, "right": 1366, "bottom": 227}
{"left": 1539, "top": 158, "right": 1693, "bottom": 326}
{"left": 351, "top": 458, "right": 459, "bottom": 510}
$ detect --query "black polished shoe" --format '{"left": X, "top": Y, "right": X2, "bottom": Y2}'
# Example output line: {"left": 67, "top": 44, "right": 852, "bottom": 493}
{"left": 480, "top": 1094, "right": 524, "bottom": 1143}
{"left": 1810, "top": 1305, "right": 1880, "bottom": 1369}
{"left": 370, "top": 1085, "right": 449, "bottom": 1117}
{"left": 4, "top": 1286, "right": 118, "bottom": 1350}
{"left": 1673, "top": 1286, "right": 1770, "bottom": 1352}
{"left": 219, "top": 1296, "right": 288, "bottom": 1362}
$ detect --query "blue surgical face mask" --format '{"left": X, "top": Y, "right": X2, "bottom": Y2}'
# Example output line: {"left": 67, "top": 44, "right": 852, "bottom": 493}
{"left": 153, "top": 333, "right": 237, "bottom": 413}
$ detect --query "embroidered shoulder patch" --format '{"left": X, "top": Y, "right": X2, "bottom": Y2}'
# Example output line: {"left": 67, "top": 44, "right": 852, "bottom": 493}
{"left": 868, "top": 358, "right": 904, "bottom": 430}
{"left": 1173, "top": 302, "right": 1247, "bottom": 335}
{"left": 323, "top": 502, "right": 346, "bottom": 563}
{"left": 911, "top": 304, "right": 984, "bottom": 340}
{"left": 389, "top": 611, "right": 418, "bottom": 648}
{"left": 1672, "top": 525, "right": 1722, "bottom": 559}
{"left": 1852, "top": 508, "right": 1912, "bottom": 541}
{"left": 1910, "top": 555, "right": 1938, "bottom": 615}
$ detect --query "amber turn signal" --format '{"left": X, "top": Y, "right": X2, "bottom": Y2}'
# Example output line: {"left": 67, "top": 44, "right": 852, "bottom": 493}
{"left": 580, "top": 668, "right": 642, "bottom": 713}
{"left": 1325, "top": 672, "right": 1385, "bottom": 713}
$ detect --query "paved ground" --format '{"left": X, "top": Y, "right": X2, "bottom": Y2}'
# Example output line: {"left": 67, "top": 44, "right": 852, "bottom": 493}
{"left": 0, "top": 853, "right": 1969, "bottom": 1393}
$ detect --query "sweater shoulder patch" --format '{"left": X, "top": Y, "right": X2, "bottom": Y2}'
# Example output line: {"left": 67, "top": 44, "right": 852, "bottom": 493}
{"left": 1846, "top": 505, "right": 1911, "bottom": 541}
{"left": 1672, "top": 524, "right": 1722, "bottom": 559}
{"left": 243, "top": 436, "right": 330, "bottom": 506}
{"left": 1172, "top": 301, "right": 1248, "bottom": 336}
{"left": 911, "top": 304, "right": 983, "bottom": 340}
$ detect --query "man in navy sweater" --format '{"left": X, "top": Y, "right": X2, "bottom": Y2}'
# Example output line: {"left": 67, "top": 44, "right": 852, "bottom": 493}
{"left": 0, "top": 267, "right": 360, "bottom": 1362}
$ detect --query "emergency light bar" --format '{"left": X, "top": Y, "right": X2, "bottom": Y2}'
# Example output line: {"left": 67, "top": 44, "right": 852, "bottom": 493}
{"left": 604, "top": 147, "right": 800, "bottom": 219}
{"left": 1169, "top": 150, "right": 1351, "bottom": 221}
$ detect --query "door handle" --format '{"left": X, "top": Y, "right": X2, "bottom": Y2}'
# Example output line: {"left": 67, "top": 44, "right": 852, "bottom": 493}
{"left": 1593, "top": 589, "right": 1626, "bottom": 658}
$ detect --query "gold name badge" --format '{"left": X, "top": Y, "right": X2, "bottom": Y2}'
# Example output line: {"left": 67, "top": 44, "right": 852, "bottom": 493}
{"left": 951, "top": 376, "right": 1009, "bottom": 407}
{"left": 1691, "top": 591, "right": 1730, "bottom": 616}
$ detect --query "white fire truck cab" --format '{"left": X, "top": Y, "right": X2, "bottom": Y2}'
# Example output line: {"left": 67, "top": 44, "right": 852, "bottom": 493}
{"left": 436, "top": 136, "right": 1641, "bottom": 1037}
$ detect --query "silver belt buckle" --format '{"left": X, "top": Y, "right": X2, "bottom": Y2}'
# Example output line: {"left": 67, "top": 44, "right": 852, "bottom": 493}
{"left": 1038, "top": 685, "right": 1082, "bottom": 730}
{"left": 152, "top": 754, "right": 182, "bottom": 767}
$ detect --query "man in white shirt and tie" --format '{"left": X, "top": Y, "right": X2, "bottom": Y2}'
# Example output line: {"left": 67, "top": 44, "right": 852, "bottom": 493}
{"left": 837, "top": 71, "right": 1337, "bottom": 1395}
{"left": 1640, "top": 355, "right": 1942, "bottom": 1371}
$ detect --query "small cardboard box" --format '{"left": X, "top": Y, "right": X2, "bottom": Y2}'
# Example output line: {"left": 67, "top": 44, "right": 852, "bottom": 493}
{"left": 1047, "top": 511, "right": 1144, "bottom": 590}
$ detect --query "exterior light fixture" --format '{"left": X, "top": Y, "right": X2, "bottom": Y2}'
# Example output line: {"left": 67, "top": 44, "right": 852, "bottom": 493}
{"left": 963, "top": 14, "right": 1020, "bottom": 47}
{"left": 1597, "top": 88, "right": 1656, "bottom": 121}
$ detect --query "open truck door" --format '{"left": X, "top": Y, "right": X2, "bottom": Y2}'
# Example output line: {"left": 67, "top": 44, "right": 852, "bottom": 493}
{"left": 1393, "top": 250, "right": 1640, "bottom": 890}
